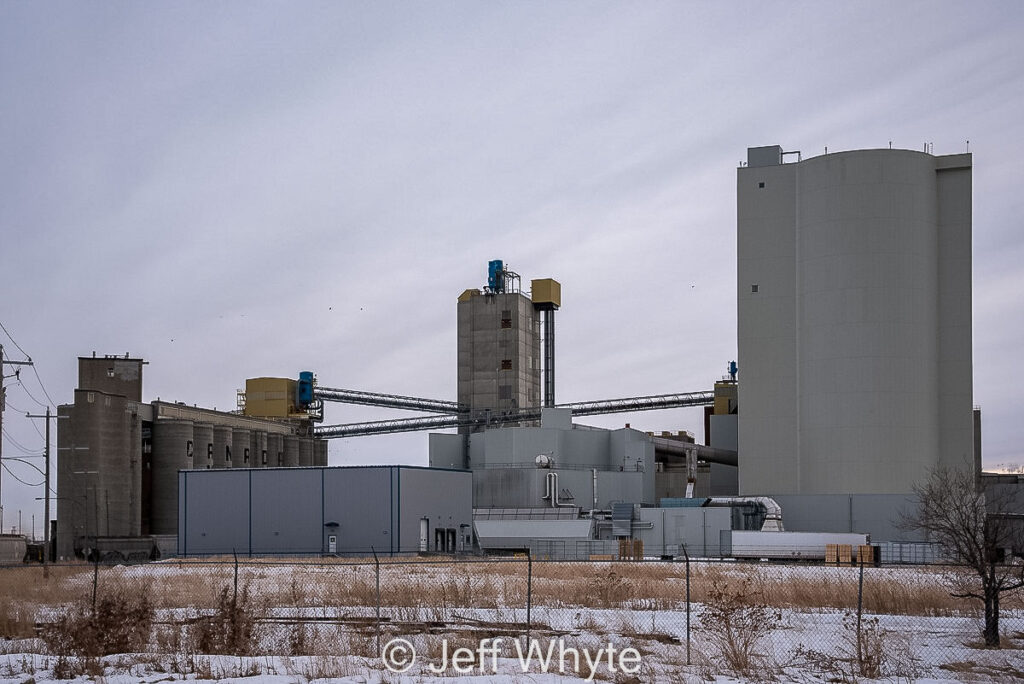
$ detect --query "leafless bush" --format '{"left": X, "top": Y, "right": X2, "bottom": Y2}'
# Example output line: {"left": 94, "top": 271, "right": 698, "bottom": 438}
{"left": 42, "top": 590, "right": 153, "bottom": 679}
{"left": 699, "top": 575, "right": 781, "bottom": 676}
{"left": 42, "top": 592, "right": 153, "bottom": 658}
{"left": 796, "top": 612, "right": 919, "bottom": 682}
{"left": 0, "top": 601, "right": 35, "bottom": 639}
{"left": 188, "top": 584, "right": 261, "bottom": 656}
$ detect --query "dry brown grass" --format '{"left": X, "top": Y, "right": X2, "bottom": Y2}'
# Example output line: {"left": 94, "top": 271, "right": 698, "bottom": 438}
{"left": 0, "top": 556, "right": 997, "bottom": 654}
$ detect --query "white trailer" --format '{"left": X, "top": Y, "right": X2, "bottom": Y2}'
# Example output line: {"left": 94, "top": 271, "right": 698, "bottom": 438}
{"left": 725, "top": 530, "right": 869, "bottom": 560}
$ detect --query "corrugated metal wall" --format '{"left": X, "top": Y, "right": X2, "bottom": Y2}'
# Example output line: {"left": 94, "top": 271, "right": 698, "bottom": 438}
{"left": 178, "top": 466, "right": 472, "bottom": 556}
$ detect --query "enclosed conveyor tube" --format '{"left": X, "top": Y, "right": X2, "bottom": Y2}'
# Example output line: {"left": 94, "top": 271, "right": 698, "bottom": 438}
{"left": 705, "top": 496, "right": 785, "bottom": 532}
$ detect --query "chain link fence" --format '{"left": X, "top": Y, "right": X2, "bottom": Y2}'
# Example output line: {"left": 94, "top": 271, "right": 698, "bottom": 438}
{"left": 2, "top": 556, "right": 1023, "bottom": 681}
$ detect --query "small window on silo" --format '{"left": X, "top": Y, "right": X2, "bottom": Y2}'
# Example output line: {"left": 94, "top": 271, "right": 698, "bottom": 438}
{"left": 278, "top": 451, "right": 283, "bottom": 466}
{"left": 207, "top": 444, "right": 213, "bottom": 463}
{"left": 751, "top": 284, "right": 759, "bottom": 293}
{"left": 758, "top": 182, "right": 765, "bottom": 188}
{"left": 186, "top": 440, "right": 194, "bottom": 460}
{"left": 226, "top": 445, "right": 232, "bottom": 462}
{"left": 261, "top": 449, "right": 267, "bottom": 465}
{"left": 244, "top": 448, "right": 250, "bottom": 464}
{"left": 501, "top": 359, "right": 512, "bottom": 370}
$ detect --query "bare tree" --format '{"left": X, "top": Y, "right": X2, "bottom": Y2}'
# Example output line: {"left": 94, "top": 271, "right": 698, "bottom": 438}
{"left": 904, "top": 466, "right": 1024, "bottom": 647}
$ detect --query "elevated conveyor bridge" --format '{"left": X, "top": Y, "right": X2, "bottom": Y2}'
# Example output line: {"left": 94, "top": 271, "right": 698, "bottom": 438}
{"left": 313, "top": 390, "right": 715, "bottom": 438}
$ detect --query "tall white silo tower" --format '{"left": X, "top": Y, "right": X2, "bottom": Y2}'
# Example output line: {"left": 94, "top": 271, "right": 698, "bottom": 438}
{"left": 737, "top": 145, "right": 974, "bottom": 496}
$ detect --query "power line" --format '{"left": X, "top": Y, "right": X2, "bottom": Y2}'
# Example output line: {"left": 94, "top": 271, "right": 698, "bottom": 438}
{"left": 2, "top": 398, "right": 30, "bottom": 414}
{"left": 0, "top": 321, "right": 31, "bottom": 362}
{"left": 0, "top": 321, "right": 56, "bottom": 408}
{"left": 0, "top": 462, "right": 44, "bottom": 488}
{"left": 14, "top": 378, "right": 48, "bottom": 410}
{"left": 2, "top": 428, "right": 43, "bottom": 454}
{"left": 1, "top": 397, "right": 48, "bottom": 440}
{"left": 31, "top": 365, "right": 57, "bottom": 408}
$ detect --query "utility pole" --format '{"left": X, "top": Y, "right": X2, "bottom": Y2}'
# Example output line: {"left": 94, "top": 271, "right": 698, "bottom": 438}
{"left": 0, "top": 343, "right": 35, "bottom": 533}
{"left": 28, "top": 407, "right": 62, "bottom": 574}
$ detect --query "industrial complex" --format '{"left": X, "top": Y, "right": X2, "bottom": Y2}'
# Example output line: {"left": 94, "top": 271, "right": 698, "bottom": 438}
{"left": 35, "top": 144, "right": 997, "bottom": 563}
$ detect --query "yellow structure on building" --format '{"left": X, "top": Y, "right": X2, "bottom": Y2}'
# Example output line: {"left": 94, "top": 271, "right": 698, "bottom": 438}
{"left": 243, "top": 377, "right": 299, "bottom": 418}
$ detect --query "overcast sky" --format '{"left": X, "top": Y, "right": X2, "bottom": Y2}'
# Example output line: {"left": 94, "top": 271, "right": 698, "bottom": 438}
{"left": 2, "top": 1, "right": 1022, "bottom": 534}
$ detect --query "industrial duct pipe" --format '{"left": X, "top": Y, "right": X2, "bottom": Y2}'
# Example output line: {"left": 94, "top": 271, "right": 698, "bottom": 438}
{"left": 705, "top": 496, "right": 785, "bottom": 532}
{"left": 542, "top": 471, "right": 576, "bottom": 508}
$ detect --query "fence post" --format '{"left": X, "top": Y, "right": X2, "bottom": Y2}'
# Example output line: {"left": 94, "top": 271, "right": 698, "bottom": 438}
{"left": 526, "top": 552, "right": 533, "bottom": 640}
{"left": 856, "top": 557, "right": 865, "bottom": 670}
{"left": 232, "top": 549, "right": 239, "bottom": 607}
{"left": 372, "top": 546, "right": 381, "bottom": 656}
{"left": 91, "top": 551, "right": 99, "bottom": 613}
{"left": 682, "top": 544, "right": 691, "bottom": 665}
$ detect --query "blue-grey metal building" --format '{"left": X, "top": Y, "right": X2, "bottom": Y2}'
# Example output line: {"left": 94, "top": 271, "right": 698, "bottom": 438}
{"left": 177, "top": 465, "right": 473, "bottom": 556}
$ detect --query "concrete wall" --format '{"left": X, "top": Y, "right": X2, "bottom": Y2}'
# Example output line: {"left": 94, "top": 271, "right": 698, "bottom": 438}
{"left": 428, "top": 433, "right": 464, "bottom": 469}
{"left": 457, "top": 292, "right": 541, "bottom": 426}
{"left": 709, "top": 415, "right": 737, "bottom": 451}
{"left": 768, "top": 493, "right": 925, "bottom": 542}
{"left": 77, "top": 357, "right": 143, "bottom": 402}
{"left": 178, "top": 466, "right": 472, "bottom": 556}
{"left": 737, "top": 147, "right": 974, "bottom": 496}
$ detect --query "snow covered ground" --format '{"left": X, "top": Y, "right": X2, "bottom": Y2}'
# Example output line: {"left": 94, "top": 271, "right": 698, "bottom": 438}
{"left": 2, "top": 559, "right": 1023, "bottom": 682}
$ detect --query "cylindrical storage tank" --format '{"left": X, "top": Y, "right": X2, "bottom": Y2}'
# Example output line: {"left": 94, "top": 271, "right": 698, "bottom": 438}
{"left": 314, "top": 439, "right": 329, "bottom": 466}
{"left": 212, "top": 425, "right": 234, "bottom": 469}
{"left": 258, "top": 431, "right": 269, "bottom": 467}
{"left": 150, "top": 419, "right": 194, "bottom": 535}
{"left": 232, "top": 428, "right": 252, "bottom": 468}
{"left": 193, "top": 423, "right": 214, "bottom": 470}
{"left": 267, "top": 433, "right": 284, "bottom": 468}
{"left": 283, "top": 435, "right": 300, "bottom": 467}
{"left": 249, "top": 431, "right": 268, "bottom": 468}
{"left": 298, "top": 438, "right": 313, "bottom": 467}
{"left": 796, "top": 150, "right": 940, "bottom": 494}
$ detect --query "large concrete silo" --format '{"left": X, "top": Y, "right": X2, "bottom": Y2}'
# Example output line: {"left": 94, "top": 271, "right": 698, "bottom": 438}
{"left": 250, "top": 431, "right": 267, "bottom": 468}
{"left": 231, "top": 428, "right": 252, "bottom": 468}
{"left": 283, "top": 435, "right": 299, "bottom": 467}
{"left": 212, "top": 425, "right": 233, "bottom": 469}
{"left": 298, "top": 438, "right": 313, "bottom": 467}
{"left": 150, "top": 419, "right": 194, "bottom": 535}
{"left": 737, "top": 146, "right": 974, "bottom": 496}
{"left": 314, "top": 439, "right": 329, "bottom": 466}
{"left": 193, "top": 423, "right": 214, "bottom": 470}
{"left": 267, "top": 433, "right": 284, "bottom": 468}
